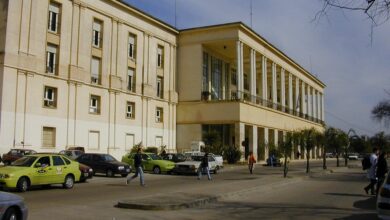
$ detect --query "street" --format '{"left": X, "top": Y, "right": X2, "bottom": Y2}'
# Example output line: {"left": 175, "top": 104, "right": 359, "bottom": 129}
{"left": 18, "top": 159, "right": 378, "bottom": 220}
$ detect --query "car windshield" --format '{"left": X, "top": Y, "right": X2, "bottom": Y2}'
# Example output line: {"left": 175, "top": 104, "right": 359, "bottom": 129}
{"left": 11, "top": 156, "right": 37, "bottom": 167}
{"left": 149, "top": 154, "right": 162, "bottom": 160}
{"left": 192, "top": 156, "right": 203, "bottom": 162}
{"left": 102, "top": 155, "right": 116, "bottom": 162}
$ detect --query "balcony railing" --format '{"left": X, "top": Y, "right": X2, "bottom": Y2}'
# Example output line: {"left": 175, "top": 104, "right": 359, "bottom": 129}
{"left": 201, "top": 90, "right": 325, "bottom": 125}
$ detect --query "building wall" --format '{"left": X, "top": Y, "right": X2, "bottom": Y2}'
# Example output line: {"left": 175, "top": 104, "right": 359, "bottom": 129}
{"left": 0, "top": 0, "right": 178, "bottom": 159}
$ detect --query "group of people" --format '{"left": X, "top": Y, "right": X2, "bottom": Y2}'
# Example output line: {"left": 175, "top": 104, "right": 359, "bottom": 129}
{"left": 364, "top": 147, "right": 388, "bottom": 196}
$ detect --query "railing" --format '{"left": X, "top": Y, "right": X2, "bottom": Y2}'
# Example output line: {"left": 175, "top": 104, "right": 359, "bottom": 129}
{"left": 200, "top": 90, "right": 325, "bottom": 125}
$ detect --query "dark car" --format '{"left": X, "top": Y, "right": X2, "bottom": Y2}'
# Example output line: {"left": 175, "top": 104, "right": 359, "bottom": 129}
{"left": 2, "top": 149, "right": 37, "bottom": 165}
{"left": 266, "top": 157, "right": 282, "bottom": 167}
{"left": 0, "top": 192, "right": 28, "bottom": 220}
{"left": 162, "top": 153, "right": 187, "bottom": 163}
{"left": 76, "top": 153, "right": 131, "bottom": 177}
{"left": 79, "top": 163, "right": 93, "bottom": 182}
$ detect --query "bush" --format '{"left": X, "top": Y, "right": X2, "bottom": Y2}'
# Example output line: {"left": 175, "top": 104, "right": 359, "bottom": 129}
{"left": 223, "top": 145, "right": 242, "bottom": 164}
{"left": 144, "top": 147, "right": 158, "bottom": 154}
{"left": 130, "top": 142, "right": 143, "bottom": 153}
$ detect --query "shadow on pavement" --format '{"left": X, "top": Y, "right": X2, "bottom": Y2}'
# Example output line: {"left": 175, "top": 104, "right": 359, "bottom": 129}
{"left": 334, "top": 213, "right": 378, "bottom": 220}
{"left": 353, "top": 196, "right": 377, "bottom": 210}
{"left": 324, "top": 192, "right": 371, "bottom": 198}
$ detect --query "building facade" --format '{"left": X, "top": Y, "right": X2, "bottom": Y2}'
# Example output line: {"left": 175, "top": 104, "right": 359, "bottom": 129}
{"left": 0, "top": 0, "right": 178, "bottom": 159}
{"left": 177, "top": 23, "right": 325, "bottom": 161}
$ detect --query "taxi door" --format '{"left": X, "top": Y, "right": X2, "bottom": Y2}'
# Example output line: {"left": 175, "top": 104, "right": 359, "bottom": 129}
{"left": 141, "top": 154, "right": 152, "bottom": 171}
{"left": 32, "top": 156, "right": 57, "bottom": 185}
{"left": 52, "top": 155, "right": 67, "bottom": 183}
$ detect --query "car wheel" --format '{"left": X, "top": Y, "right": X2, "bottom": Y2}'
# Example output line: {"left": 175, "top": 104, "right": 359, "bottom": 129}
{"left": 3, "top": 207, "right": 18, "bottom": 220}
{"left": 17, "top": 177, "right": 29, "bottom": 192}
{"left": 214, "top": 166, "right": 219, "bottom": 174}
{"left": 153, "top": 166, "right": 161, "bottom": 174}
{"left": 121, "top": 174, "right": 128, "bottom": 177}
{"left": 63, "top": 175, "right": 74, "bottom": 189}
{"left": 106, "top": 169, "right": 114, "bottom": 177}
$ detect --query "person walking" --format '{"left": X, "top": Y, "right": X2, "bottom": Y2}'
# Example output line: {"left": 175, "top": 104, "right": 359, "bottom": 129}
{"left": 376, "top": 151, "right": 388, "bottom": 195}
{"left": 364, "top": 147, "right": 379, "bottom": 195}
{"left": 126, "top": 147, "right": 145, "bottom": 186}
{"left": 198, "top": 153, "right": 212, "bottom": 180}
{"left": 248, "top": 151, "right": 256, "bottom": 174}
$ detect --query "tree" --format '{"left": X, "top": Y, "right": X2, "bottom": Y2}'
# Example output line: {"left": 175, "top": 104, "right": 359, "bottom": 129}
{"left": 372, "top": 99, "right": 390, "bottom": 127}
{"left": 279, "top": 132, "right": 294, "bottom": 178}
{"left": 299, "top": 128, "right": 316, "bottom": 173}
{"left": 325, "top": 127, "right": 348, "bottom": 167}
{"left": 313, "top": 130, "right": 326, "bottom": 169}
{"left": 370, "top": 131, "right": 390, "bottom": 152}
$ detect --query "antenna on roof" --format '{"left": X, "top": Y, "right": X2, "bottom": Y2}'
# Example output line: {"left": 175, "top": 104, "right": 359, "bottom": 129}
{"left": 250, "top": 0, "right": 253, "bottom": 28}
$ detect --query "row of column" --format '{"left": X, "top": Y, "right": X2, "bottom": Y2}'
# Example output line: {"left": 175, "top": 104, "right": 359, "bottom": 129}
{"left": 235, "top": 40, "right": 325, "bottom": 122}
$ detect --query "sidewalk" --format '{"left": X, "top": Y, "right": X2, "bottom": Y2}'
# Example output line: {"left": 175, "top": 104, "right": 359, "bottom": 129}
{"left": 117, "top": 161, "right": 350, "bottom": 210}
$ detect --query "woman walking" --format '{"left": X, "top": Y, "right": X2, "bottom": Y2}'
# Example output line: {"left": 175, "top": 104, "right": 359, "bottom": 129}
{"left": 248, "top": 151, "right": 256, "bottom": 174}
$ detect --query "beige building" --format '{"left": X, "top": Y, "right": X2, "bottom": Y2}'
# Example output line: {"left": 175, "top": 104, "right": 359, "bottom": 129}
{"left": 0, "top": 0, "right": 178, "bottom": 159}
{"left": 0, "top": 1, "right": 325, "bottom": 161}
{"left": 177, "top": 23, "right": 325, "bottom": 161}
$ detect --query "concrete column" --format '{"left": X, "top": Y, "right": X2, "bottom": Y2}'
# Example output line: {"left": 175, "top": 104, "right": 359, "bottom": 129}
{"left": 312, "top": 89, "right": 317, "bottom": 120}
{"left": 321, "top": 93, "right": 325, "bottom": 121}
{"left": 250, "top": 49, "right": 256, "bottom": 103}
{"left": 110, "top": 18, "right": 118, "bottom": 75}
{"left": 272, "top": 63, "right": 277, "bottom": 108}
{"left": 301, "top": 81, "right": 306, "bottom": 116}
{"left": 288, "top": 73, "right": 293, "bottom": 113}
{"left": 307, "top": 86, "right": 312, "bottom": 118}
{"left": 262, "top": 56, "right": 267, "bottom": 102}
{"left": 70, "top": 3, "right": 80, "bottom": 65}
{"left": 281, "top": 68, "right": 286, "bottom": 110}
{"left": 295, "top": 78, "right": 300, "bottom": 114}
{"left": 249, "top": 125, "right": 258, "bottom": 161}
{"left": 235, "top": 122, "right": 245, "bottom": 161}
{"left": 236, "top": 41, "right": 244, "bottom": 99}
{"left": 274, "top": 129, "right": 278, "bottom": 148}
{"left": 143, "top": 34, "right": 150, "bottom": 84}
{"left": 264, "top": 127, "right": 269, "bottom": 159}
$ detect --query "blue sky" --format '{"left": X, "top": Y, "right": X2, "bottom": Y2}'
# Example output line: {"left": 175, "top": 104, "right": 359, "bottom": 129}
{"left": 124, "top": 0, "right": 390, "bottom": 136}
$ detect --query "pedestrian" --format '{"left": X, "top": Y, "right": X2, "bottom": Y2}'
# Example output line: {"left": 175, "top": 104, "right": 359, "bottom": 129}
{"left": 376, "top": 151, "right": 388, "bottom": 195}
{"left": 364, "top": 147, "right": 379, "bottom": 195}
{"left": 248, "top": 151, "right": 256, "bottom": 174}
{"left": 126, "top": 147, "right": 145, "bottom": 186}
{"left": 198, "top": 152, "right": 212, "bottom": 180}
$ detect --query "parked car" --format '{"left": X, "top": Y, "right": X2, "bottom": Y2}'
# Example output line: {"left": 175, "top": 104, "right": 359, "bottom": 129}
{"left": 76, "top": 153, "right": 131, "bottom": 177}
{"left": 78, "top": 163, "right": 93, "bottom": 183}
{"left": 377, "top": 171, "right": 390, "bottom": 219}
{"left": 348, "top": 153, "right": 359, "bottom": 160}
{"left": 325, "top": 152, "right": 334, "bottom": 158}
{"left": 266, "top": 157, "right": 282, "bottom": 167}
{"left": 172, "top": 154, "right": 219, "bottom": 175}
{"left": 161, "top": 153, "right": 187, "bottom": 163}
{"left": 2, "top": 149, "right": 37, "bottom": 165}
{"left": 59, "top": 150, "right": 84, "bottom": 160}
{"left": 122, "top": 152, "right": 175, "bottom": 174}
{"left": 66, "top": 146, "right": 85, "bottom": 153}
{"left": 0, "top": 154, "right": 81, "bottom": 192}
{"left": 183, "top": 151, "right": 224, "bottom": 168}
{"left": 0, "top": 192, "right": 28, "bottom": 220}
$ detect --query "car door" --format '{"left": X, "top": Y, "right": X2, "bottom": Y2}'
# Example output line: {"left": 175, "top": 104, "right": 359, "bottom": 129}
{"left": 31, "top": 156, "right": 57, "bottom": 185}
{"left": 208, "top": 156, "right": 216, "bottom": 170}
{"left": 92, "top": 154, "right": 105, "bottom": 173}
{"left": 52, "top": 155, "right": 67, "bottom": 183}
{"left": 141, "top": 154, "right": 152, "bottom": 171}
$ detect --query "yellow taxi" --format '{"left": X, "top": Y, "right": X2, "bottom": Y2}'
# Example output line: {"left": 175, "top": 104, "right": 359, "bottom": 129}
{"left": 0, "top": 154, "right": 81, "bottom": 192}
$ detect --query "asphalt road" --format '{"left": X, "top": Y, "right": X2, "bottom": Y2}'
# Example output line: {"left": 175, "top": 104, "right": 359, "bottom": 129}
{"left": 13, "top": 159, "right": 376, "bottom": 220}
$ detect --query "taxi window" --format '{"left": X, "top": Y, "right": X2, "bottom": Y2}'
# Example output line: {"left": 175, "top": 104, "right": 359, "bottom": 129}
{"left": 36, "top": 156, "right": 51, "bottom": 167}
{"left": 141, "top": 154, "right": 149, "bottom": 160}
{"left": 208, "top": 156, "right": 215, "bottom": 162}
{"left": 62, "top": 157, "right": 71, "bottom": 165}
{"left": 53, "top": 156, "right": 65, "bottom": 166}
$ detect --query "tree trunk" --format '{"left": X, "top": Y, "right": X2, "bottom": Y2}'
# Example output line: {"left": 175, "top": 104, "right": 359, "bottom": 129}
{"left": 344, "top": 151, "right": 348, "bottom": 167}
{"left": 284, "top": 155, "right": 288, "bottom": 178}
{"left": 306, "top": 153, "right": 310, "bottom": 173}
{"left": 322, "top": 146, "right": 327, "bottom": 169}
{"left": 336, "top": 154, "right": 340, "bottom": 167}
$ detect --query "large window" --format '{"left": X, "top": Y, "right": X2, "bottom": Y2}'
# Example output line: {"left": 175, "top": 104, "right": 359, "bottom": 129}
{"left": 43, "top": 86, "right": 57, "bottom": 108}
{"left": 128, "top": 34, "right": 136, "bottom": 59}
{"left": 211, "top": 57, "right": 222, "bottom": 100}
{"left": 127, "top": 68, "right": 135, "bottom": 92}
{"left": 157, "top": 46, "right": 164, "bottom": 68}
{"left": 46, "top": 44, "right": 58, "bottom": 75}
{"left": 156, "top": 107, "right": 163, "bottom": 123}
{"left": 157, "top": 76, "right": 163, "bottom": 98}
{"left": 89, "top": 95, "right": 100, "bottom": 114}
{"left": 48, "top": 2, "right": 61, "bottom": 33}
{"left": 92, "top": 20, "right": 102, "bottom": 48}
{"left": 231, "top": 68, "right": 237, "bottom": 86}
{"left": 42, "top": 127, "right": 56, "bottom": 148}
{"left": 126, "top": 102, "right": 135, "bottom": 119}
{"left": 244, "top": 74, "right": 249, "bottom": 90}
{"left": 202, "top": 52, "right": 209, "bottom": 92}
{"left": 91, "top": 57, "right": 101, "bottom": 84}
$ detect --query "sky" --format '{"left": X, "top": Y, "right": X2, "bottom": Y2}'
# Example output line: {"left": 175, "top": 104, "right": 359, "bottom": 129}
{"left": 124, "top": 0, "right": 390, "bottom": 136}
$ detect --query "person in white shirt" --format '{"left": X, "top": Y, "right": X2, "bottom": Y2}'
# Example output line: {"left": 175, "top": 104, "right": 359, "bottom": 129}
{"left": 364, "top": 147, "right": 379, "bottom": 195}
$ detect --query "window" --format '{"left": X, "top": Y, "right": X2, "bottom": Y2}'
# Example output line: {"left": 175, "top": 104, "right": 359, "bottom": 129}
{"left": 43, "top": 86, "right": 57, "bottom": 108}
{"left": 36, "top": 156, "right": 51, "bottom": 167}
{"left": 92, "top": 19, "right": 102, "bottom": 48}
{"left": 128, "top": 34, "right": 136, "bottom": 59}
{"left": 42, "top": 127, "right": 56, "bottom": 148}
{"left": 88, "top": 131, "right": 100, "bottom": 150}
{"left": 157, "top": 46, "right": 164, "bottom": 68}
{"left": 127, "top": 68, "right": 135, "bottom": 92}
{"left": 231, "top": 68, "right": 237, "bottom": 85}
{"left": 202, "top": 52, "right": 209, "bottom": 92}
{"left": 156, "top": 107, "right": 163, "bottom": 123}
{"left": 46, "top": 44, "right": 58, "bottom": 74}
{"left": 48, "top": 2, "right": 61, "bottom": 33}
{"left": 126, "top": 102, "right": 135, "bottom": 119}
{"left": 157, "top": 76, "right": 163, "bottom": 98}
{"left": 244, "top": 74, "right": 249, "bottom": 90}
{"left": 89, "top": 95, "right": 100, "bottom": 114}
{"left": 91, "top": 57, "right": 101, "bottom": 84}
{"left": 53, "top": 156, "right": 65, "bottom": 166}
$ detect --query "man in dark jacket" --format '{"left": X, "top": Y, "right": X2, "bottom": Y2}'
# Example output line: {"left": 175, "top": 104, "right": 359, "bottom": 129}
{"left": 126, "top": 148, "right": 145, "bottom": 186}
{"left": 376, "top": 151, "right": 388, "bottom": 195}
{"left": 197, "top": 153, "right": 212, "bottom": 180}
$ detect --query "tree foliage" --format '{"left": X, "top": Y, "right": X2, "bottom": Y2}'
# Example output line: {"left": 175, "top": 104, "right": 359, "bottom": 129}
{"left": 372, "top": 100, "right": 390, "bottom": 127}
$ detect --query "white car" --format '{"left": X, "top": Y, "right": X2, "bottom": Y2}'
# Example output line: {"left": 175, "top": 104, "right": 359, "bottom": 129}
{"left": 172, "top": 154, "right": 219, "bottom": 174}
{"left": 348, "top": 153, "right": 359, "bottom": 160}
{"left": 377, "top": 171, "right": 390, "bottom": 219}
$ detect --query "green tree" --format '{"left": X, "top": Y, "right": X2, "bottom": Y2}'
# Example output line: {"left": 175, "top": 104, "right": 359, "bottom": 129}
{"left": 299, "top": 128, "right": 316, "bottom": 173}
{"left": 313, "top": 130, "right": 326, "bottom": 169}
{"left": 372, "top": 100, "right": 390, "bottom": 128}
{"left": 279, "top": 132, "right": 294, "bottom": 178}
{"left": 370, "top": 131, "right": 390, "bottom": 152}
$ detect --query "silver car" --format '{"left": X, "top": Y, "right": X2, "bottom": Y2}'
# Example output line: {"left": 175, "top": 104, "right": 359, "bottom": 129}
{"left": 0, "top": 192, "right": 28, "bottom": 220}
